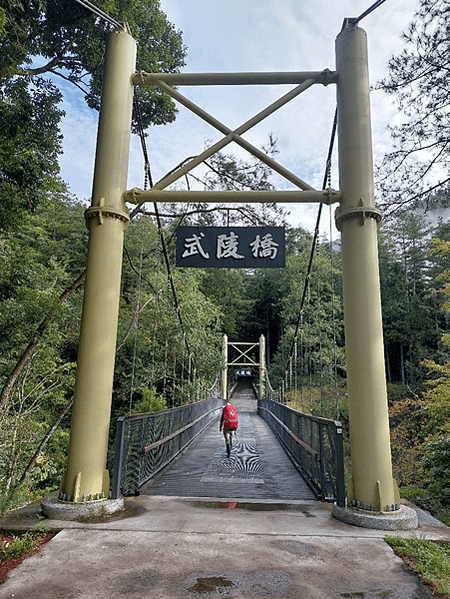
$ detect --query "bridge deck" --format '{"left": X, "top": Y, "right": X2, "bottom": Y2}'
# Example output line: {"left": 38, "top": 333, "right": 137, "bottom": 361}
{"left": 141, "top": 410, "right": 316, "bottom": 502}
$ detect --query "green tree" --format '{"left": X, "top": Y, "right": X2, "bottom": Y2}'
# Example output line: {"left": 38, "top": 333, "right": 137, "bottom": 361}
{"left": 378, "top": 232, "right": 410, "bottom": 384}
{"left": 0, "top": 77, "right": 65, "bottom": 231}
{"left": 0, "top": 0, "right": 186, "bottom": 229}
{"left": 130, "top": 387, "right": 167, "bottom": 414}
{"left": 419, "top": 235, "right": 450, "bottom": 435}
{"left": 248, "top": 227, "right": 346, "bottom": 417}
{"left": 377, "top": 0, "right": 450, "bottom": 216}
{"left": 1, "top": 0, "right": 186, "bottom": 127}
{"left": 379, "top": 212, "right": 436, "bottom": 385}
{"left": 0, "top": 195, "right": 86, "bottom": 513}
{"left": 111, "top": 215, "right": 223, "bottom": 418}
{"left": 199, "top": 269, "right": 252, "bottom": 339}
{"left": 421, "top": 437, "right": 450, "bottom": 505}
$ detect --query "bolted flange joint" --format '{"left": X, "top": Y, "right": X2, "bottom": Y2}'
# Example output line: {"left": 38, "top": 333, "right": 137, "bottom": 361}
{"left": 334, "top": 198, "right": 382, "bottom": 232}
{"left": 85, "top": 197, "right": 130, "bottom": 230}
{"left": 350, "top": 499, "right": 401, "bottom": 513}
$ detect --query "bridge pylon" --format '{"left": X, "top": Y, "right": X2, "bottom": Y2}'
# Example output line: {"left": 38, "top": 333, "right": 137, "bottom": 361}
{"left": 47, "top": 25, "right": 136, "bottom": 515}
{"left": 332, "top": 20, "right": 409, "bottom": 525}
{"left": 223, "top": 336, "right": 265, "bottom": 399}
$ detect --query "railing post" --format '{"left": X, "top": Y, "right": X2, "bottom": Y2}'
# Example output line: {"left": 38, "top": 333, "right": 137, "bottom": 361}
{"left": 334, "top": 422, "right": 346, "bottom": 508}
{"left": 318, "top": 421, "right": 326, "bottom": 500}
{"left": 111, "top": 417, "right": 126, "bottom": 499}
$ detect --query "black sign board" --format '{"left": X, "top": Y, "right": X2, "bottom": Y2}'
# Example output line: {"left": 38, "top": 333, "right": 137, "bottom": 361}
{"left": 176, "top": 226, "right": 285, "bottom": 269}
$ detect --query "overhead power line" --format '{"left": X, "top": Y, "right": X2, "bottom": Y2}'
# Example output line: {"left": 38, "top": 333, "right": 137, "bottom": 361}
{"left": 74, "top": 0, "right": 122, "bottom": 29}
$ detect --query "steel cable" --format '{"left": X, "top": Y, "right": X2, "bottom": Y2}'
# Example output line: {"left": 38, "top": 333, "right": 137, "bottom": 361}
{"left": 133, "top": 96, "right": 207, "bottom": 399}
{"left": 74, "top": 0, "right": 122, "bottom": 29}
{"left": 286, "top": 107, "right": 338, "bottom": 369}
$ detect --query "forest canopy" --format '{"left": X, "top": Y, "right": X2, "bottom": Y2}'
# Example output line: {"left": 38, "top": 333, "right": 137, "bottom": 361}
{"left": 0, "top": 0, "right": 186, "bottom": 230}
{"left": 377, "top": 0, "right": 450, "bottom": 217}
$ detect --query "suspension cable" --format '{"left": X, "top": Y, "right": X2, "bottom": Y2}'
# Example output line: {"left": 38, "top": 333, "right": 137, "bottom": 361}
{"left": 316, "top": 235, "right": 324, "bottom": 415}
{"left": 134, "top": 96, "right": 204, "bottom": 394}
{"left": 329, "top": 191, "right": 340, "bottom": 419}
{"left": 281, "top": 108, "right": 338, "bottom": 408}
{"left": 286, "top": 107, "right": 338, "bottom": 367}
{"left": 349, "top": 0, "right": 387, "bottom": 25}
{"left": 134, "top": 95, "right": 154, "bottom": 189}
{"left": 128, "top": 213, "right": 146, "bottom": 414}
{"left": 74, "top": 0, "right": 122, "bottom": 29}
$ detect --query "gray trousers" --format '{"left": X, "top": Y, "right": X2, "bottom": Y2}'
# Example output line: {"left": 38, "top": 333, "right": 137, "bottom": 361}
{"left": 223, "top": 430, "right": 234, "bottom": 446}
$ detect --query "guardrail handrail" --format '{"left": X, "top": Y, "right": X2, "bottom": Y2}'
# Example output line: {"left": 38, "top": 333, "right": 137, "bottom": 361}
{"left": 258, "top": 399, "right": 345, "bottom": 506}
{"left": 111, "top": 397, "right": 224, "bottom": 498}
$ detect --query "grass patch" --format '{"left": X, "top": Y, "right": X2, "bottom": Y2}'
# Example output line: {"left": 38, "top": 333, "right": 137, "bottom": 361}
{"left": 0, "top": 528, "right": 54, "bottom": 584}
{"left": 385, "top": 535, "right": 450, "bottom": 598}
{"left": 1, "top": 528, "right": 49, "bottom": 560}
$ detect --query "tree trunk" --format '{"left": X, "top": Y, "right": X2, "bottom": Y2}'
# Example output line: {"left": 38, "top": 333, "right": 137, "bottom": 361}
{"left": 400, "top": 342, "right": 405, "bottom": 386}
{"left": 10, "top": 397, "right": 74, "bottom": 497}
{"left": 0, "top": 270, "right": 86, "bottom": 409}
{"left": 385, "top": 342, "right": 391, "bottom": 384}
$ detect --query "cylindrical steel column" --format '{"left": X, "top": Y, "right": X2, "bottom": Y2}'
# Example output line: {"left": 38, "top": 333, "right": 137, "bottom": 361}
{"left": 335, "top": 21, "right": 399, "bottom": 513}
{"left": 59, "top": 26, "right": 136, "bottom": 503}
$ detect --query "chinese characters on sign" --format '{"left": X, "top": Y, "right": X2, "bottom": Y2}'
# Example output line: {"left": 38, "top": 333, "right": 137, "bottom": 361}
{"left": 176, "top": 227, "right": 285, "bottom": 268}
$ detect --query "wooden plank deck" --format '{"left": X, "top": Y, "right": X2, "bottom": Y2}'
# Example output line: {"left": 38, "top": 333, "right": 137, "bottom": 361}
{"left": 141, "top": 409, "right": 316, "bottom": 502}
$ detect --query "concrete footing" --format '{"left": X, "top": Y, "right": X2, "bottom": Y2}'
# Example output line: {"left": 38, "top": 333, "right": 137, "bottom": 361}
{"left": 332, "top": 503, "right": 418, "bottom": 530}
{"left": 41, "top": 495, "right": 124, "bottom": 521}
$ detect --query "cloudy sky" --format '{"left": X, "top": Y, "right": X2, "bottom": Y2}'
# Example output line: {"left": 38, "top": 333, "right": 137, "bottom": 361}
{"left": 58, "top": 0, "right": 416, "bottom": 235}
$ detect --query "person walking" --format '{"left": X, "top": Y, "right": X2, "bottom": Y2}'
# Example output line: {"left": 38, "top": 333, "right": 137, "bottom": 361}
{"left": 219, "top": 401, "right": 239, "bottom": 458}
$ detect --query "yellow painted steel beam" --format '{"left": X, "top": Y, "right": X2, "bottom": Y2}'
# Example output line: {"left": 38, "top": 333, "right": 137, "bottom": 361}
{"left": 146, "top": 78, "right": 316, "bottom": 193}
{"left": 259, "top": 335, "right": 266, "bottom": 399}
{"left": 123, "top": 188, "right": 341, "bottom": 205}
{"left": 155, "top": 79, "right": 317, "bottom": 192}
{"left": 222, "top": 334, "right": 228, "bottom": 401}
{"left": 133, "top": 70, "right": 337, "bottom": 87}
{"left": 228, "top": 342, "right": 259, "bottom": 366}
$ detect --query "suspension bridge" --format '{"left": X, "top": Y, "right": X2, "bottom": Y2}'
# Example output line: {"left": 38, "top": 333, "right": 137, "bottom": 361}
{"left": 111, "top": 376, "right": 345, "bottom": 506}
{"left": 41, "top": 6, "right": 423, "bottom": 531}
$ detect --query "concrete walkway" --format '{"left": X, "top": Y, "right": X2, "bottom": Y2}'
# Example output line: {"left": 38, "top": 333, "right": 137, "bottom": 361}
{"left": 1, "top": 492, "right": 449, "bottom": 598}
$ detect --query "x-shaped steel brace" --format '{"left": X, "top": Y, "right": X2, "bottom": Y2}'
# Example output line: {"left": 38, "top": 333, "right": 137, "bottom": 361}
{"left": 149, "top": 78, "right": 317, "bottom": 193}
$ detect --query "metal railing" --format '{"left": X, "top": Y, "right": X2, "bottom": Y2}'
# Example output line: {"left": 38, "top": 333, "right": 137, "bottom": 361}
{"left": 111, "top": 397, "right": 224, "bottom": 498}
{"left": 258, "top": 399, "right": 345, "bottom": 507}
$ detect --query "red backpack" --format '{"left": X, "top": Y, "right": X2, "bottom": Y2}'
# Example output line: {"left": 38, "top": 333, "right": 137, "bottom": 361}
{"left": 223, "top": 404, "right": 239, "bottom": 431}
